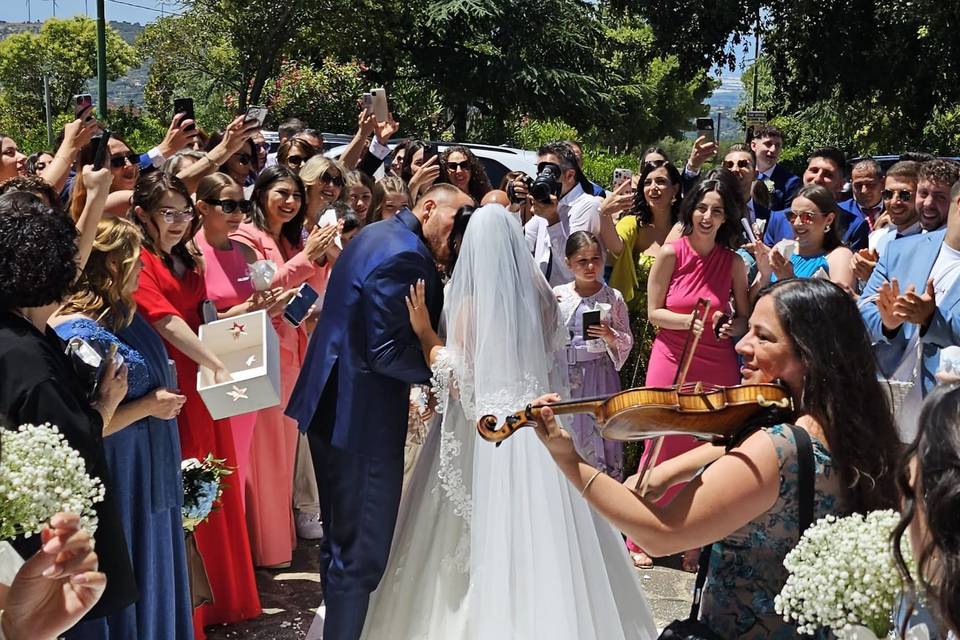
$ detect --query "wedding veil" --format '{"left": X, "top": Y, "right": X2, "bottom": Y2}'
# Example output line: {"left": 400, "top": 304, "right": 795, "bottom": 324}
{"left": 443, "top": 204, "right": 568, "bottom": 422}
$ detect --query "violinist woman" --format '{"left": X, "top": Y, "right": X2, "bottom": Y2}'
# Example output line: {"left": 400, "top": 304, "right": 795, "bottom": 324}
{"left": 531, "top": 278, "right": 902, "bottom": 639}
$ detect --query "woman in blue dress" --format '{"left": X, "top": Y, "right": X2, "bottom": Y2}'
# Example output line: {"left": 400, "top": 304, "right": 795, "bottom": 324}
{"left": 51, "top": 217, "right": 193, "bottom": 639}
{"left": 751, "top": 184, "right": 856, "bottom": 296}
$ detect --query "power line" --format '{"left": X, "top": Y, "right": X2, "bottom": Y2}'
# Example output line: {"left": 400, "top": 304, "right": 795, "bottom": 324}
{"left": 106, "top": 0, "right": 183, "bottom": 14}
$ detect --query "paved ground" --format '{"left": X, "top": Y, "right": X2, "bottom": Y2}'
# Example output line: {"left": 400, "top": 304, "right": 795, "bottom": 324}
{"left": 206, "top": 537, "right": 695, "bottom": 639}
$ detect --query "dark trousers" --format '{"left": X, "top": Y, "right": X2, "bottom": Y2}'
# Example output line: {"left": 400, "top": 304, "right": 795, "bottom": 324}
{"left": 309, "top": 430, "right": 403, "bottom": 640}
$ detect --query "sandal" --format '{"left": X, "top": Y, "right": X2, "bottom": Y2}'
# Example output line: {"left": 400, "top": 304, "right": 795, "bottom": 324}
{"left": 631, "top": 551, "right": 654, "bottom": 569}
{"left": 680, "top": 551, "right": 699, "bottom": 573}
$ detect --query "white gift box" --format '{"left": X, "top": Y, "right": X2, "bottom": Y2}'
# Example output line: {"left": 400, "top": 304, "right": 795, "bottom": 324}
{"left": 196, "top": 310, "right": 281, "bottom": 420}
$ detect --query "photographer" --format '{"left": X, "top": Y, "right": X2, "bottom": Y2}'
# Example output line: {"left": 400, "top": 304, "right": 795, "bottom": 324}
{"left": 518, "top": 141, "right": 602, "bottom": 286}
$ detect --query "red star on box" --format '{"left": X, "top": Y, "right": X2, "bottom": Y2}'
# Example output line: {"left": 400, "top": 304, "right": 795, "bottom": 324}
{"left": 229, "top": 322, "right": 247, "bottom": 340}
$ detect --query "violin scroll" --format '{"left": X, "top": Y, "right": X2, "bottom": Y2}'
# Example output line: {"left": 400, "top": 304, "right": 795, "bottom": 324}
{"left": 477, "top": 405, "right": 539, "bottom": 444}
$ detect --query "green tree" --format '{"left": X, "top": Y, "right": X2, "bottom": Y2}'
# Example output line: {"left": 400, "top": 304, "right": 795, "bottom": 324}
{"left": 0, "top": 17, "right": 138, "bottom": 141}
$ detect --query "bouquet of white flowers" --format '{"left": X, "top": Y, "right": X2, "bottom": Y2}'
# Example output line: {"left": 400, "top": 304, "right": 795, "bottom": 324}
{"left": 181, "top": 454, "right": 232, "bottom": 532}
{"left": 0, "top": 423, "right": 104, "bottom": 540}
{"left": 775, "top": 509, "right": 911, "bottom": 638}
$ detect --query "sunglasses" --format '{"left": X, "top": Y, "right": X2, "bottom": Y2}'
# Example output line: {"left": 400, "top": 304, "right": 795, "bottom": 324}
{"left": 203, "top": 198, "right": 252, "bottom": 214}
{"left": 320, "top": 171, "right": 344, "bottom": 187}
{"left": 286, "top": 155, "right": 305, "bottom": 166}
{"left": 235, "top": 153, "right": 252, "bottom": 165}
{"left": 257, "top": 142, "right": 270, "bottom": 152}
{"left": 786, "top": 209, "right": 826, "bottom": 225}
{"left": 445, "top": 160, "right": 470, "bottom": 172}
{"left": 722, "top": 159, "right": 753, "bottom": 170}
{"left": 157, "top": 207, "right": 195, "bottom": 224}
{"left": 34, "top": 161, "right": 48, "bottom": 171}
{"left": 882, "top": 189, "right": 913, "bottom": 202}
{"left": 109, "top": 152, "right": 140, "bottom": 169}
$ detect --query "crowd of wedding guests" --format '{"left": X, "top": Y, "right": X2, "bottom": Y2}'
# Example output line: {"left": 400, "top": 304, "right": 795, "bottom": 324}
{"left": 0, "top": 96, "right": 958, "bottom": 640}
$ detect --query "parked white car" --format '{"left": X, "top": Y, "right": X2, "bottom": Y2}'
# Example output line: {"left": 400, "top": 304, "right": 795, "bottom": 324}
{"left": 325, "top": 139, "right": 539, "bottom": 188}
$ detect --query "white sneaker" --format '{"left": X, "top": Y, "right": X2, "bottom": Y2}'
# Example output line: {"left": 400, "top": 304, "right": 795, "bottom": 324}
{"left": 295, "top": 511, "right": 324, "bottom": 540}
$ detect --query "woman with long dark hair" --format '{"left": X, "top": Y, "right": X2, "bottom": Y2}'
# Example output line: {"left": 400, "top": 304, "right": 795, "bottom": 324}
{"left": 894, "top": 384, "right": 960, "bottom": 638}
{"left": 629, "top": 169, "right": 750, "bottom": 570}
{"left": 600, "top": 159, "right": 683, "bottom": 390}
{"left": 532, "top": 278, "right": 903, "bottom": 638}
{"left": 130, "top": 171, "right": 261, "bottom": 636}
{"left": 752, "top": 183, "right": 855, "bottom": 296}
{"left": 230, "top": 164, "right": 337, "bottom": 568}
{"left": 439, "top": 146, "right": 492, "bottom": 204}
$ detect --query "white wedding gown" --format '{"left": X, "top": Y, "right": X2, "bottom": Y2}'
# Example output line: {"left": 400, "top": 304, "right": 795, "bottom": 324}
{"left": 344, "top": 205, "right": 655, "bottom": 639}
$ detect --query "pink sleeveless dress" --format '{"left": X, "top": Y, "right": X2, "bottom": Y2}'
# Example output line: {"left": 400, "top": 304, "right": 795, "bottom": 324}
{"left": 641, "top": 236, "right": 739, "bottom": 499}
{"left": 195, "top": 230, "right": 259, "bottom": 508}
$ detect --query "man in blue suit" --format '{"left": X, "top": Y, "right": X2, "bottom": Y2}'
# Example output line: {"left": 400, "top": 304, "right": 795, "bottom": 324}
{"left": 860, "top": 178, "right": 960, "bottom": 421}
{"left": 751, "top": 124, "right": 801, "bottom": 211}
{"left": 763, "top": 147, "right": 871, "bottom": 250}
{"left": 286, "top": 183, "right": 474, "bottom": 640}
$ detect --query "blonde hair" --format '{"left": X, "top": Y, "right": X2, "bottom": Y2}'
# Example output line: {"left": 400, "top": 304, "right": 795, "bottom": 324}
{"left": 60, "top": 218, "right": 143, "bottom": 332}
{"left": 371, "top": 176, "right": 411, "bottom": 222}
{"left": 300, "top": 156, "right": 348, "bottom": 200}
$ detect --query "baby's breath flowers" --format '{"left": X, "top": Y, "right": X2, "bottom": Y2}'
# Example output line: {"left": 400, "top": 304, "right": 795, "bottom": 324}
{"left": 0, "top": 423, "right": 104, "bottom": 540}
{"left": 775, "top": 510, "right": 911, "bottom": 638}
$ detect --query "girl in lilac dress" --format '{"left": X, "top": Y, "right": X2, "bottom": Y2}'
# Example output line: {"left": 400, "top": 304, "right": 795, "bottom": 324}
{"left": 639, "top": 171, "right": 750, "bottom": 570}
{"left": 554, "top": 232, "right": 632, "bottom": 479}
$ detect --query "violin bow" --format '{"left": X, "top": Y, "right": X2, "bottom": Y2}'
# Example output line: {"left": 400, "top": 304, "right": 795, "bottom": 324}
{"left": 633, "top": 298, "right": 712, "bottom": 495}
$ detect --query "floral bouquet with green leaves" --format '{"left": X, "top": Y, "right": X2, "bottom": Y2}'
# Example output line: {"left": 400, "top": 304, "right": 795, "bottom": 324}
{"left": 0, "top": 423, "right": 104, "bottom": 540}
{"left": 181, "top": 454, "right": 232, "bottom": 532}
{"left": 775, "top": 509, "right": 912, "bottom": 639}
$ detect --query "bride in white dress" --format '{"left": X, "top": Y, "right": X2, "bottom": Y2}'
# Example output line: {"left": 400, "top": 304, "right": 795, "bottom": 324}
{"left": 356, "top": 204, "right": 657, "bottom": 639}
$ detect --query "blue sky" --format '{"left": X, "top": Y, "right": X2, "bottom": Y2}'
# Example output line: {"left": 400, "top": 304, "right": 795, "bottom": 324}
{"left": 0, "top": 0, "right": 178, "bottom": 23}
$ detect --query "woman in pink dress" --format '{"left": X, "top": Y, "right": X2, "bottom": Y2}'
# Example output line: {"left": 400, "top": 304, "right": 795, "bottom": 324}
{"left": 634, "top": 170, "right": 750, "bottom": 570}
{"left": 194, "top": 173, "right": 285, "bottom": 504}
{"left": 229, "top": 165, "right": 337, "bottom": 568}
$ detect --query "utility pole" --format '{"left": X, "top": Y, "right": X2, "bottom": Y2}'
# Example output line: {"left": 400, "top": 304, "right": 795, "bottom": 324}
{"left": 26, "top": 0, "right": 31, "bottom": 22}
{"left": 43, "top": 75, "right": 53, "bottom": 145}
{"left": 96, "top": 0, "right": 107, "bottom": 118}
{"left": 752, "top": 10, "right": 761, "bottom": 110}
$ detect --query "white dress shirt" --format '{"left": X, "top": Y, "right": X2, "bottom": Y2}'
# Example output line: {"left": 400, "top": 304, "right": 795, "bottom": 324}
{"left": 523, "top": 183, "right": 601, "bottom": 286}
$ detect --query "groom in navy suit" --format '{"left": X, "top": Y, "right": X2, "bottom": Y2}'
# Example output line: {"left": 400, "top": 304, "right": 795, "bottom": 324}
{"left": 286, "top": 183, "right": 474, "bottom": 640}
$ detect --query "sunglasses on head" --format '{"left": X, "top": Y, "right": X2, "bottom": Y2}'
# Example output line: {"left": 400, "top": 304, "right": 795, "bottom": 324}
{"left": 203, "top": 198, "right": 252, "bottom": 214}
{"left": 445, "top": 160, "right": 470, "bottom": 172}
{"left": 882, "top": 189, "right": 913, "bottom": 202}
{"left": 320, "top": 171, "right": 344, "bottom": 187}
{"left": 786, "top": 209, "right": 826, "bottom": 225}
{"left": 109, "top": 152, "right": 140, "bottom": 169}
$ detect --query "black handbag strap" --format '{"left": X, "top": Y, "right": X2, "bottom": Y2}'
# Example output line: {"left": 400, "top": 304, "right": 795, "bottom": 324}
{"left": 787, "top": 424, "right": 816, "bottom": 536}
{"left": 687, "top": 424, "right": 816, "bottom": 621}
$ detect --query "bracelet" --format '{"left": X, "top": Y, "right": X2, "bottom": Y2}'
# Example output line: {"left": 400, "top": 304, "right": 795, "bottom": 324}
{"left": 581, "top": 469, "right": 603, "bottom": 497}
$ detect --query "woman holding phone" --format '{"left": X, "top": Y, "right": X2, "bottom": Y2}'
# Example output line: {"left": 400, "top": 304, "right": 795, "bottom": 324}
{"left": 230, "top": 165, "right": 337, "bottom": 567}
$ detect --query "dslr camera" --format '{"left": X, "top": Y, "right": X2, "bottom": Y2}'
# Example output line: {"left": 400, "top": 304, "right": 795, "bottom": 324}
{"left": 529, "top": 162, "right": 563, "bottom": 204}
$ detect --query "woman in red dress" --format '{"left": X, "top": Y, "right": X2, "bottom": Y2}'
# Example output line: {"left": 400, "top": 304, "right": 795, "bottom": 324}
{"left": 131, "top": 171, "right": 261, "bottom": 638}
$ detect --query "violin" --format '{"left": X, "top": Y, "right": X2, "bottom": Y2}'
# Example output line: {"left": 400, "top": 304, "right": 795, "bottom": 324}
{"left": 476, "top": 299, "right": 794, "bottom": 447}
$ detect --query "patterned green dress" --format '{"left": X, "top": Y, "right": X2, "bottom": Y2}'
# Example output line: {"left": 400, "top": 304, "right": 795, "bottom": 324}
{"left": 700, "top": 424, "right": 844, "bottom": 639}
{"left": 608, "top": 214, "right": 658, "bottom": 473}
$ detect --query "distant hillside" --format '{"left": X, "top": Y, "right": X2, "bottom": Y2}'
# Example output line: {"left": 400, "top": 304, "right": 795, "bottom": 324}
{"left": 0, "top": 20, "right": 149, "bottom": 107}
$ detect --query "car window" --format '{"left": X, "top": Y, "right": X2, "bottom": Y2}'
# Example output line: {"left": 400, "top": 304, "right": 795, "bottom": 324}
{"left": 478, "top": 157, "right": 509, "bottom": 190}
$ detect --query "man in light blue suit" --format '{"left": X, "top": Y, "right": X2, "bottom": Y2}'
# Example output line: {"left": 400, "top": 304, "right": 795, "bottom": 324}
{"left": 860, "top": 178, "right": 960, "bottom": 402}
{"left": 286, "top": 183, "right": 474, "bottom": 640}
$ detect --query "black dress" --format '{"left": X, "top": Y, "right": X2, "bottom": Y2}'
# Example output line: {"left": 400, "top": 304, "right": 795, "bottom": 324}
{"left": 0, "top": 311, "right": 137, "bottom": 619}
